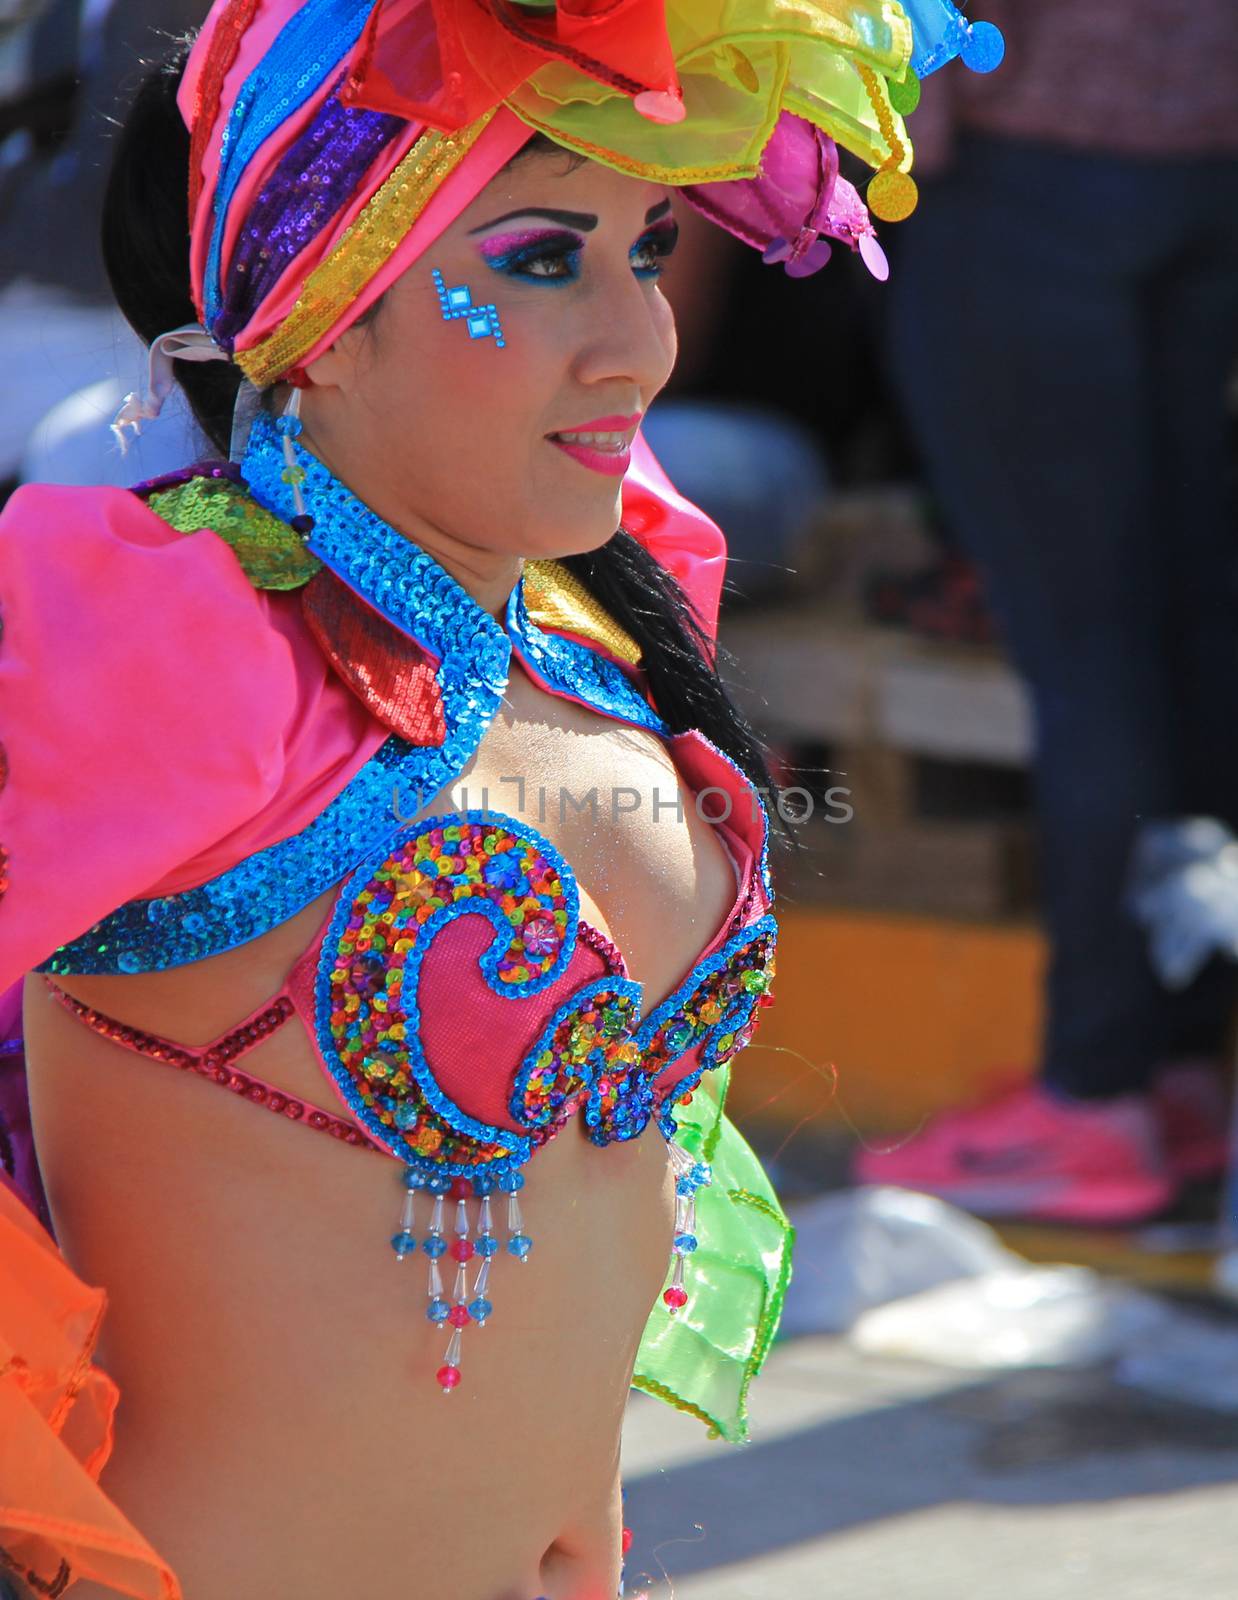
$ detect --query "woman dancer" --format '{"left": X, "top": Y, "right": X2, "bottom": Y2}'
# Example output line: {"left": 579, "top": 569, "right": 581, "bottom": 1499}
{"left": 0, "top": 3, "right": 998, "bottom": 1596}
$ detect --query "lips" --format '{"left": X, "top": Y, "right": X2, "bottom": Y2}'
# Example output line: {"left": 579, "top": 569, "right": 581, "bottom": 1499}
{"left": 546, "top": 412, "right": 641, "bottom": 478}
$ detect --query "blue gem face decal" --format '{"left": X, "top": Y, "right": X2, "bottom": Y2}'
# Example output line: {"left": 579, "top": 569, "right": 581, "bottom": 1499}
{"left": 432, "top": 268, "right": 506, "bottom": 349}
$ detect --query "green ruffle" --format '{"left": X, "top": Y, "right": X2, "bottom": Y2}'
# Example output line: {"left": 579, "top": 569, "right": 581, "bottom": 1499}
{"left": 632, "top": 1065, "right": 795, "bottom": 1444}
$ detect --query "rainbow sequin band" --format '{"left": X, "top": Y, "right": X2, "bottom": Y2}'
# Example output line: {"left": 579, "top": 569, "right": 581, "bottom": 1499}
{"left": 187, "top": 0, "right": 259, "bottom": 218}
{"left": 203, "top": 0, "right": 376, "bottom": 325}
{"left": 214, "top": 82, "right": 401, "bottom": 349}
{"left": 234, "top": 114, "right": 494, "bottom": 387}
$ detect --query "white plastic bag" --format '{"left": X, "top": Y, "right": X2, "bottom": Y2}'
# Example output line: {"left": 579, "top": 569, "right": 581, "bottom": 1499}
{"left": 779, "top": 1185, "right": 1019, "bottom": 1337}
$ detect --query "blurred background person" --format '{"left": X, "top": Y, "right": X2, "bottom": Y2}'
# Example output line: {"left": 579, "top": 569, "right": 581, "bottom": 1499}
{"left": 0, "top": 0, "right": 203, "bottom": 488}
{"left": 854, "top": 1, "right": 1238, "bottom": 1225}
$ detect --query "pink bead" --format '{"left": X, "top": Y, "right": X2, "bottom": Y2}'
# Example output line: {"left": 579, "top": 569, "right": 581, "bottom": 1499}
{"left": 436, "top": 1363, "right": 462, "bottom": 1390}
{"left": 859, "top": 232, "right": 890, "bottom": 282}
{"left": 447, "top": 1304, "right": 470, "bottom": 1328}
{"left": 663, "top": 1286, "right": 688, "bottom": 1311}
{"left": 633, "top": 88, "right": 685, "bottom": 124}
{"left": 450, "top": 1238, "right": 474, "bottom": 1262}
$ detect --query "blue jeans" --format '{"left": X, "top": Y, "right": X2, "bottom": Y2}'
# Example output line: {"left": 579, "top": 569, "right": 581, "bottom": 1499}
{"left": 886, "top": 134, "right": 1238, "bottom": 1097}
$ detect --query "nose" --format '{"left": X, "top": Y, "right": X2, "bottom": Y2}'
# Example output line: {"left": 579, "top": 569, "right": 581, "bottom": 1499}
{"left": 572, "top": 267, "right": 676, "bottom": 400}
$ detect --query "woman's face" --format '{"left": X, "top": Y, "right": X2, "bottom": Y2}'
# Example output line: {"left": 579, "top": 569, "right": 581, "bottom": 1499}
{"left": 301, "top": 147, "right": 679, "bottom": 572}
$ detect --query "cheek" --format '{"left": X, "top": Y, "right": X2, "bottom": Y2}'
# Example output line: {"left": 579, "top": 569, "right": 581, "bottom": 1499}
{"left": 371, "top": 309, "right": 557, "bottom": 500}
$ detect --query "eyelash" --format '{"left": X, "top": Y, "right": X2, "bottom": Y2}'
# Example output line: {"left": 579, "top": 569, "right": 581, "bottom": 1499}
{"left": 631, "top": 223, "right": 679, "bottom": 279}
{"left": 480, "top": 224, "right": 679, "bottom": 286}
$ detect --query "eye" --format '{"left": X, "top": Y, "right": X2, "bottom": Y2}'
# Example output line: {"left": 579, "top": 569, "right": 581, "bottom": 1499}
{"left": 478, "top": 230, "right": 584, "bottom": 285}
{"left": 630, "top": 220, "right": 679, "bottom": 279}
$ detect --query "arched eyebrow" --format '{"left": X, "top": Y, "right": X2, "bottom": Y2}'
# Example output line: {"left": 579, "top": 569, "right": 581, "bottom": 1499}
{"left": 468, "top": 198, "right": 673, "bottom": 235}
{"left": 468, "top": 207, "right": 597, "bottom": 234}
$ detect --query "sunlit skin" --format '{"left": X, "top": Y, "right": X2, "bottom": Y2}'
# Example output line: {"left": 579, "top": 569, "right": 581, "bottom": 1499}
{"left": 28, "top": 149, "right": 742, "bottom": 1600}
{"left": 291, "top": 146, "right": 680, "bottom": 618}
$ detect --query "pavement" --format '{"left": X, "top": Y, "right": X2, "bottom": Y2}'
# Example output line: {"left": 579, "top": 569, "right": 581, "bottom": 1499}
{"left": 621, "top": 1307, "right": 1238, "bottom": 1599}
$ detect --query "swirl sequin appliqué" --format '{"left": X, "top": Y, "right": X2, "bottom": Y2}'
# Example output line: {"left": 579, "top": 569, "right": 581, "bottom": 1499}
{"left": 589, "top": 919, "right": 778, "bottom": 1145}
{"left": 317, "top": 811, "right": 583, "bottom": 1177}
{"left": 314, "top": 809, "right": 777, "bottom": 1181}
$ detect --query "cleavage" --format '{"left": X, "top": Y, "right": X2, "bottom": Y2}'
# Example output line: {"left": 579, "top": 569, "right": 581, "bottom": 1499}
{"left": 441, "top": 659, "right": 740, "bottom": 1016}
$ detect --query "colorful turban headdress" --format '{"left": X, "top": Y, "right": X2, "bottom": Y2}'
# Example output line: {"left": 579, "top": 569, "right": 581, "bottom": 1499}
{"left": 175, "top": 0, "right": 1002, "bottom": 392}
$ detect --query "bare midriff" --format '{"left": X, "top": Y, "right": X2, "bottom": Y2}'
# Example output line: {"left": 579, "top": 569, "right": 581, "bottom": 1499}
{"left": 23, "top": 661, "right": 739, "bottom": 1600}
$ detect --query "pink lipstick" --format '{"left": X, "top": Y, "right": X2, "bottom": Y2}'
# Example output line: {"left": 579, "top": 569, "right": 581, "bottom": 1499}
{"left": 546, "top": 413, "right": 641, "bottom": 478}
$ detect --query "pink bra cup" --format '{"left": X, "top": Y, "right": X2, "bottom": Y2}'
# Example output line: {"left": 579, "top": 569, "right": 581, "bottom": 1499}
{"left": 285, "top": 786, "right": 776, "bottom": 1391}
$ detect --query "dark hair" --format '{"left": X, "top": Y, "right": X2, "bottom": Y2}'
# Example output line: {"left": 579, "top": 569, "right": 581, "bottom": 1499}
{"left": 101, "top": 43, "right": 792, "bottom": 844}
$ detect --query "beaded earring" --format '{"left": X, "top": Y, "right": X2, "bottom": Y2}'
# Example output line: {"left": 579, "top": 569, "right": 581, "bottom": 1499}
{"left": 431, "top": 268, "right": 506, "bottom": 349}
{"left": 275, "top": 386, "right": 315, "bottom": 538}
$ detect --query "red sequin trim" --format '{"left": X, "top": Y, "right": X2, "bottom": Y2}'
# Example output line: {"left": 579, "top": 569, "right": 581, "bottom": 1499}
{"left": 188, "top": 0, "right": 262, "bottom": 221}
{"left": 576, "top": 919, "right": 627, "bottom": 975}
{"left": 41, "top": 982, "right": 386, "bottom": 1156}
{"left": 301, "top": 570, "right": 448, "bottom": 746}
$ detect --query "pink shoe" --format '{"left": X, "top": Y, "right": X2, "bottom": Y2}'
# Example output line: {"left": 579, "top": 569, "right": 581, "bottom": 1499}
{"left": 1153, "top": 1058, "right": 1231, "bottom": 1184}
{"left": 852, "top": 1081, "right": 1176, "bottom": 1225}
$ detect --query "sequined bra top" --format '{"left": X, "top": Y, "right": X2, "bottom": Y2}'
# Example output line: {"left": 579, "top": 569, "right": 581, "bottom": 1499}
{"left": 28, "top": 413, "right": 779, "bottom": 1391}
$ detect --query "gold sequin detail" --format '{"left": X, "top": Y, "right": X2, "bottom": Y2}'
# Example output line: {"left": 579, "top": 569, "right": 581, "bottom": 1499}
{"left": 236, "top": 115, "right": 494, "bottom": 386}
{"left": 855, "top": 62, "right": 918, "bottom": 220}
{"left": 146, "top": 476, "right": 322, "bottom": 590}
{"left": 523, "top": 558, "right": 643, "bottom": 666}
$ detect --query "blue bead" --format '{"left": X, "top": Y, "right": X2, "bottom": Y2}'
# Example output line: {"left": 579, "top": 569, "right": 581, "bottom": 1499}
{"left": 498, "top": 1170, "right": 525, "bottom": 1192}
{"left": 402, "top": 1166, "right": 426, "bottom": 1190}
{"left": 394, "top": 1104, "right": 419, "bottom": 1131}
{"left": 467, "top": 1297, "right": 493, "bottom": 1321}
{"left": 421, "top": 1234, "right": 447, "bottom": 1258}
{"left": 961, "top": 19, "right": 1004, "bottom": 73}
{"left": 475, "top": 1235, "right": 499, "bottom": 1257}
{"left": 675, "top": 1177, "right": 696, "bottom": 1198}
{"left": 426, "top": 1297, "right": 450, "bottom": 1322}
{"left": 507, "top": 1233, "right": 533, "bottom": 1259}
{"left": 426, "top": 1173, "right": 453, "bottom": 1194}
{"left": 690, "top": 1163, "right": 712, "bottom": 1187}
{"left": 673, "top": 1233, "right": 698, "bottom": 1254}
{"left": 471, "top": 1173, "right": 497, "bottom": 1195}
{"left": 390, "top": 1231, "right": 417, "bottom": 1257}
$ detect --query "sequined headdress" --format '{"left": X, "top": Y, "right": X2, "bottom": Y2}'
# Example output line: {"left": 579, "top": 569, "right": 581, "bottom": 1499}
{"left": 179, "top": 0, "right": 1002, "bottom": 390}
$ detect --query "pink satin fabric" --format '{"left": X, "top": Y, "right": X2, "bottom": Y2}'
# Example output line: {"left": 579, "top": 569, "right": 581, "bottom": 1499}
{"left": 0, "top": 482, "right": 386, "bottom": 991}
{"left": 624, "top": 432, "right": 727, "bottom": 643}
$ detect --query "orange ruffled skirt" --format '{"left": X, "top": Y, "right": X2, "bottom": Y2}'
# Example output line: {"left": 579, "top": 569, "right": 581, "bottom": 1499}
{"left": 0, "top": 1172, "right": 180, "bottom": 1599}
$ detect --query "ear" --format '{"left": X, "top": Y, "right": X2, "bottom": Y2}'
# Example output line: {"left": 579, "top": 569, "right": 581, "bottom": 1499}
{"left": 301, "top": 321, "right": 370, "bottom": 396}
